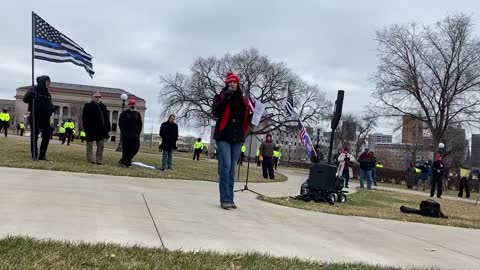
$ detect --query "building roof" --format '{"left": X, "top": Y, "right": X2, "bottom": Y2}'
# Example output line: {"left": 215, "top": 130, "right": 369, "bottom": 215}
{"left": 0, "top": 99, "right": 15, "bottom": 105}
{"left": 17, "top": 82, "right": 145, "bottom": 101}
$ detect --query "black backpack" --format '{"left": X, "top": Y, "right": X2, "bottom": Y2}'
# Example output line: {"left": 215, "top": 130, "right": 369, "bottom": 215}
{"left": 400, "top": 200, "right": 447, "bottom": 218}
{"left": 420, "top": 200, "right": 446, "bottom": 218}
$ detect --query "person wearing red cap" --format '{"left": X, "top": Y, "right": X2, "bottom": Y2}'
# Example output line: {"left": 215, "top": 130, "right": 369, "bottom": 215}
{"left": 259, "top": 134, "right": 275, "bottom": 180}
{"left": 337, "top": 147, "right": 355, "bottom": 188}
{"left": 118, "top": 98, "right": 143, "bottom": 168}
{"left": 431, "top": 154, "right": 445, "bottom": 198}
{"left": 212, "top": 72, "right": 251, "bottom": 210}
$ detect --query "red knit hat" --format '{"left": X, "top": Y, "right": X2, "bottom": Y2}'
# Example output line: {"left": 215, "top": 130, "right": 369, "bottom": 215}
{"left": 343, "top": 147, "right": 349, "bottom": 153}
{"left": 225, "top": 72, "right": 240, "bottom": 84}
{"left": 128, "top": 98, "right": 136, "bottom": 106}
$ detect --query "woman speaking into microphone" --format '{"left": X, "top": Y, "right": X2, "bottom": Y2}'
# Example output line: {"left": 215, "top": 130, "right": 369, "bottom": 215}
{"left": 212, "top": 72, "right": 251, "bottom": 210}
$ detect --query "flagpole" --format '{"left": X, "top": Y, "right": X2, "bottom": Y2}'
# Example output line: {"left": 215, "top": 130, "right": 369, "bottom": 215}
{"left": 31, "top": 11, "right": 37, "bottom": 161}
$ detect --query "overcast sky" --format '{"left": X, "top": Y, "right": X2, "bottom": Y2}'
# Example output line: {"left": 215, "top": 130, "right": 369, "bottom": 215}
{"left": 1, "top": 0, "right": 479, "bottom": 140}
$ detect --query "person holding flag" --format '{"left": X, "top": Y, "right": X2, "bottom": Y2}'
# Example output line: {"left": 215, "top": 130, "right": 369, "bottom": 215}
{"left": 22, "top": 75, "right": 56, "bottom": 160}
{"left": 212, "top": 72, "right": 251, "bottom": 210}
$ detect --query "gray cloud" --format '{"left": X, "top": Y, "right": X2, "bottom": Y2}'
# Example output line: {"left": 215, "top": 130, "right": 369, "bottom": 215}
{"left": 1, "top": 0, "right": 479, "bottom": 138}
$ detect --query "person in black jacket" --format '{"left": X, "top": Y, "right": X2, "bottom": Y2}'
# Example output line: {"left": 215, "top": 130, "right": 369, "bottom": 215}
{"left": 82, "top": 92, "right": 111, "bottom": 164}
{"left": 358, "top": 148, "right": 375, "bottom": 190}
{"left": 159, "top": 114, "right": 178, "bottom": 170}
{"left": 118, "top": 99, "right": 143, "bottom": 168}
{"left": 22, "top": 75, "right": 56, "bottom": 161}
{"left": 212, "top": 72, "right": 251, "bottom": 210}
{"left": 431, "top": 154, "right": 445, "bottom": 198}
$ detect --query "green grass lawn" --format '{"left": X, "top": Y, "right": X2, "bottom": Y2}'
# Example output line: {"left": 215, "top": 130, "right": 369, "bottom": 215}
{"left": 0, "top": 137, "right": 286, "bottom": 183}
{"left": 0, "top": 236, "right": 425, "bottom": 270}
{"left": 260, "top": 189, "right": 480, "bottom": 229}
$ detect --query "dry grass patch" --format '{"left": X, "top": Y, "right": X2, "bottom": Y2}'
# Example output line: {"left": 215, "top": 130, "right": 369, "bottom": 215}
{"left": 260, "top": 189, "right": 480, "bottom": 229}
{"left": 0, "top": 137, "right": 286, "bottom": 183}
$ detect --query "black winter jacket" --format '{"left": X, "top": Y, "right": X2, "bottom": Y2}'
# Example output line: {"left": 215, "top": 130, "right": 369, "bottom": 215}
{"left": 159, "top": 121, "right": 178, "bottom": 151}
{"left": 212, "top": 90, "right": 249, "bottom": 143}
{"left": 119, "top": 109, "right": 142, "bottom": 139}
{"left": 82, "top": 101, "right": 111, "bottom": 142}
{"left": 22, "top": 76, "right": 56, "bottom": 116}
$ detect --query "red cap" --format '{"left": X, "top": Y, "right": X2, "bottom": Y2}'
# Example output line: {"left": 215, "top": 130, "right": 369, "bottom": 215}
{"left": 225, "top": 72, "right": 240, "bottom": 85}
{"left": 128, "top": 98, "right": 136, "bottom": 106}
{"left": 435, "top": 154, "right": 443, "bottom": 161}
{"left": 343, "top": 147, "right": 349, "bottom": 152}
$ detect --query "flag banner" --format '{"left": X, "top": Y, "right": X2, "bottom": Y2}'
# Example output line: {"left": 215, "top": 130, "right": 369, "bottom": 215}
{"left": 285, "top": 90, "right": 294, "bottom": 117}
{"left": 298, "top": 120, "right": 315, "bottom": 158}
{"left": 251, "top": 97, "right": 266, "bottom": 126}
{"left": 34, "top": 13, "right": 94, "bottom": 78}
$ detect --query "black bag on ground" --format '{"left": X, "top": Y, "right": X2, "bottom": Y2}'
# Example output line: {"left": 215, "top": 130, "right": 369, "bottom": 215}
{"left": 420, "top": 200, "right": 445, "bottom": 218}
{"left": 400, "top": 199, "right": 447, "bottom": 218}
{"left": 400, "top": 205, "right": 421, "bottom": 215}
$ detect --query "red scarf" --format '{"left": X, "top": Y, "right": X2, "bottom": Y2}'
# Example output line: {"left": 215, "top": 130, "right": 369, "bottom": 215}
{"left": 219, "top": 91, "right": 249, "bottom": 134}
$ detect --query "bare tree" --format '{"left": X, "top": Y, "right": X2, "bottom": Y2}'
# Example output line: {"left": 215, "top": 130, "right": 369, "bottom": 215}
{"left": 335, "top": 113, "right": 376, "bottom": 157}
{"left": 159, "top": 48, "right": 331, "bottom": 134}
{"left": 372, "top": 14, "right": 480, "bottom": 152}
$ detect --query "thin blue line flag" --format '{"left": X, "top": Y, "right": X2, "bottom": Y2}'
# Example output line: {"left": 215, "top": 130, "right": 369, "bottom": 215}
{"left": 34, "top": 13, "right": 94, "bottom": 78}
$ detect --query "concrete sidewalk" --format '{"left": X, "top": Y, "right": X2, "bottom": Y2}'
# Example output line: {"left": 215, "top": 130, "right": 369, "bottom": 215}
{"left": 1, "top": 166, "right": 479, "bottom": 270}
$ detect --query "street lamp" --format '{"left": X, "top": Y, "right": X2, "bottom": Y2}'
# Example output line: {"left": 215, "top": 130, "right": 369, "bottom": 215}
{"left": 116, "top": 93, "right": 129, "bottom": 152}
{"left": 316, "top": 123, "right": 322, "bottom": 146}
{"left": 438, "top": 142, "right": 445, "bottom": 156}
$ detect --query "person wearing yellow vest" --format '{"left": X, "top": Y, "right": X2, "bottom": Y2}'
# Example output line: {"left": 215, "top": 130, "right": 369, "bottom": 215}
{"left": 62, "top": 118, "right": 75, "bottom": 145}
{"left": 238, "top": 144, "right": 246, "bottom": 166}
{"left": 256, "top": 149, "right": 261, "bottom": 167}
{"left": 58, "top": 124, "right": 66, "bottom": 141}
{"left": 273, "top": 147, "right": 282, "bottom": 170}
{"left": 193, "top": 138, "right": 204, "bottom": 161}
{"left": 19, "top": 122, "right": 26, "bottom": 136}
{"left": 0, "top": 108, "right": 11, "bottom": 138}
{"left": 80, "top": 131, "right": 86, "bottom": 143}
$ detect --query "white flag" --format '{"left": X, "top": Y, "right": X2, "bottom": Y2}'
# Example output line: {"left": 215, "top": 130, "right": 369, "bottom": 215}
{"left": 251, "top": 99, "right": 266, "bottom": 126}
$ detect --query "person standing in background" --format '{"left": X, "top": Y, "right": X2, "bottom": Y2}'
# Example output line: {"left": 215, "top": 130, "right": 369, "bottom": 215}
{"left": 259, "top": 134, "right": 275, "bottom": 180}
{"left": 118, "top": 99, "right": 143, "bottom": 168}
{"left": 193, "top": 138, "right": 203, "bottom": 161}
{"left": 159, "top": 114, "right": 178, "bottom": 170}
{"left": 82, "top": 92, "right": 111, "bottom": 165}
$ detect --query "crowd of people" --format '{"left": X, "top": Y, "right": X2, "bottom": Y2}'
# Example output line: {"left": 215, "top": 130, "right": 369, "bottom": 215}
{"left": 21, "top": 75, "right": 143, "bottom": 167}
{"left": 10, "top": 73, "right": 476, "bottom": 211}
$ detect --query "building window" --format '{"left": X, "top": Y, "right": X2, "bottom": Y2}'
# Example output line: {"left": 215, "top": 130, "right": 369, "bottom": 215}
{"left": 111, "top": 123, "right": 118, "bottom": 132}
{"left": 112, "top": 111, "right": 118, "bottom": 122}
{"left": 111, "top": 136, "right": 116, "bottom": 142}
{"left": 62, "top": 106, "right": 69, "bottom": 121}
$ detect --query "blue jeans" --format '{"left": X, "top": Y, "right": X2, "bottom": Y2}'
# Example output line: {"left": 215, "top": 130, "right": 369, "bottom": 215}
{"left": 360, "top": 169, "right": 373, "bottom": 189}
{"left": 217, "top": 140, "right": 242, "bottom": 203}
{"left": 162, "top": 149, "right": 173, "bottom": 169}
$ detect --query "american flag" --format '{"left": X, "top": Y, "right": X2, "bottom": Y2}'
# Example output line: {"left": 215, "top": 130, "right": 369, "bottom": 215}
{"left": 285, "top": 90, "right": 294, "bottom": 117}
{"left": 298, "top": 120, "right": 314, "bottom": 158}
{"left": 34, "top": 13, "right": 94, "bottom": 78}
{"left": 248, "top": 96, "right": 256, "bottom": 113}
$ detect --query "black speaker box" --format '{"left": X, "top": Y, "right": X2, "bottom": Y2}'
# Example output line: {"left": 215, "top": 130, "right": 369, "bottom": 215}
{"left": 307, "top": 163, "right": 338, "bottom": 191}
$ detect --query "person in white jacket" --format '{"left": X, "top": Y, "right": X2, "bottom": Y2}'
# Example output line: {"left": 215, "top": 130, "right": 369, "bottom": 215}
{"left": 337, "top": 147, "right": 356, "bottom": 188}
